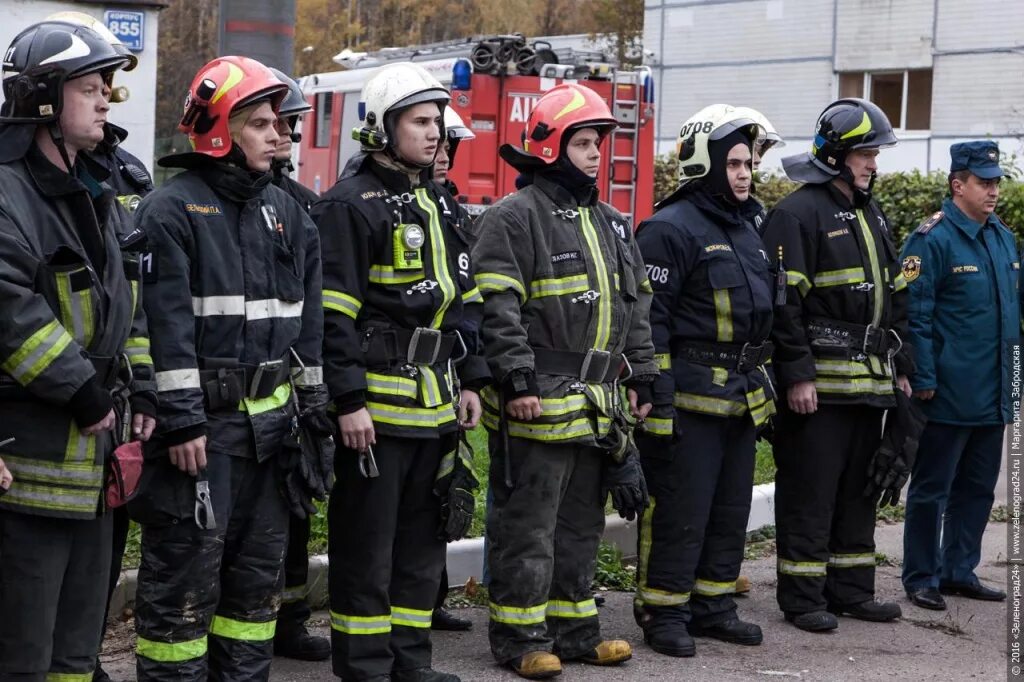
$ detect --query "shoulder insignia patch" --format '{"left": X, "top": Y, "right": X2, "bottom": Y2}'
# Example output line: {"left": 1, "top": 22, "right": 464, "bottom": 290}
{"left": 915, "top": 211, "right": 943, "bottom": 235}
{"left": 902, "top": 255, "right": 921, "bottom": 283}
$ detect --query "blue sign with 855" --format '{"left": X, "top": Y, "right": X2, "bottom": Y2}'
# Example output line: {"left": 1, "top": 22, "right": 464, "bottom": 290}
{"left": 105, "top": 10, "right": 144, "bottom": 52}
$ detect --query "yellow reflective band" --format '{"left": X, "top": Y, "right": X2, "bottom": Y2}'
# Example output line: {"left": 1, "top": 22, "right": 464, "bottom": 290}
{"left": 415, "top": 188, "right": 456, "bottom": 329}
{"left": 64, "top": 420, "right": 96, "bottom": 464}
{"left": 643, "top": 416, "right": 673, "bottom": 437}
{"left": 673, "top": 392, "right": 746, "bottom": 417}
{"left": 655, "top": 353, "right": 671, "bottom": 371}
{"left": 787, "top": 270, "right": 812, "bottom": 297}
{"left": 2, "top": 319, "right": 73, "bottom": 386}
{"left": 553, "top": 88, "right": 586, "bottom": 121}
{"left": 475, "top": 272, "right": 527, "bottom": 300}
{"left": 855, "top": 209, "right": 884, "bottom": 325}
{"left": 126, "top": 337, "right": 153, "bottom": 368}
{"left": 436, "top": 450, "right": 455, "bottom": 482}
{"left": 240, "top": 383, "right": 291, "bottom": 415}
{"left": 639, "top": 278, "right": 653, "bottom": 294}
{"left": 209, "top": 614, "right": 276, "bottom": 642}
{"left": 294, "top": 366, "right": 324, "bottom": 387}
{"left": 893, "top": 272, "right": 907, "bottom": 291}
{"left": 636, "top": 496, "right": 687, "bottom": 605}
{"left": 392, "top": 605, "right": 433, "bottom": 628}
{"left": 815, "top": 376, "right": 892, "bottom": 395}
{"left": 489, "top": 601, "right": 548, "bottom": 625}
{"left": 813, "top": 267, "right": 865, "bottom": 287}
{"left": 530, "top": 274, "right": 590, "bottom": 298}
{"left": 694, "top": 579, "right": 736, "bottom": 596}
{"left": 580, "top": 208, "right": 612, "bottom": 351}
{"left": 323, "top": 289, "right": 361, "bottom": 320}
{"left": 366, "top": 372, "right": 419, "bottom": 400}
{"left": 636, "top": 586, "right": 690, "bottom": 606}
{"left": 136, "top": 635, "right": 207, "bottom": 663}
{"left": 331, "top": 611, "right": 391, "bottom": 635}
{"left": 46, "top": 673, "right": 93, "bottom": 682}
{"left": 777, "top": 558, "right": 828, "bottom": 577}
{"left": 130, "top": 280, "right": 139, "bottom": 317}
{"left": 368, "top": 264, "right": 425, "bottom": 284}
{"left": 481, "top": 413, "right": 595, "bottom": 441}
{"left": 828, "top": 553, "right": 876, "bottom": 568}
{"left": 2, "top": 455, "right": 103, "bottom": 487}
{"left": 366, "top": 401, "right": 456, "bottom": 428}
{"left": 480, "top": 386, "right": 589, "bottom": 417}
{"left": 1, "top": 482, "right": 98, "bottom": 514}
{"left": 711, "top": 367, "right": 728, "bottom": 386}
{"left": 55, "top": 269, "right": 95, "bottom": 348}
{"left": 462, "top": 286, "right": 483, "bottom": 304}
{"left": 840, "top": 111, "right": 872, "bottom": 140}
{"left": 713, "top": 289, "right": 733, "bottom": 342}
{"left": 546, "top": 599, "right": 598, "bottom": 619}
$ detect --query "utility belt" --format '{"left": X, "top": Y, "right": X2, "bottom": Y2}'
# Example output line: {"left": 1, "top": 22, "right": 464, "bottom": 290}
{"left": 0, "top": 352, "right": 123, "bottom": 399}
{"left": 671, "top": 340, "right": 774, "bottom": 374}
{"left": 805, "top": 317, "right": 900, "bottom": 358}
{"left": 533, "top": 348, "right": 628, "bottom": 384}
{"left": 360, "top": 326, "right": 466, "bottom": 367}
{"left": 198, "top": 355, "right": 291, "bottom": 411}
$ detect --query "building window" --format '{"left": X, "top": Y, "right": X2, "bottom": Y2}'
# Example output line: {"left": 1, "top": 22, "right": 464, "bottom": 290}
{"left": 836, "top": 69, "right": 932, "bottom": 131}
{"left": 314, "top": 92, "right": 333, "bottom": 148}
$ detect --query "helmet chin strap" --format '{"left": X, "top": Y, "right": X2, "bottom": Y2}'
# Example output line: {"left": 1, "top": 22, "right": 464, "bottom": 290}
{"left": 46, "top": 122, "right": 75, "bottom": 173}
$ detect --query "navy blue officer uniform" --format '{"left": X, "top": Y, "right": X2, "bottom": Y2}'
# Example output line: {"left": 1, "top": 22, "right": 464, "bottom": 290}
{"left": 900, "top": 141, "right": 1020, "bottom": 601}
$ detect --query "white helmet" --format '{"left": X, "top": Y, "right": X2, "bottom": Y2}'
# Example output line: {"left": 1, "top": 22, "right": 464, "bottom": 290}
{"left": 733, "top": 106, "right": 785, "bottom": 153}
{"left": 444, "top": 107, "right": 475, "bottom": 142}
{"left": 675, "top": 103, "right": 763, "bottom": 184}
{"left": 356, "top": 61, "right": 450, "bottom": 154}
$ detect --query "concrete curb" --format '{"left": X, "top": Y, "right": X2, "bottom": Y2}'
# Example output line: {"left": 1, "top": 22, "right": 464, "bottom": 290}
{"left": 110, "top": 483, "right": 776, "bottom": 614}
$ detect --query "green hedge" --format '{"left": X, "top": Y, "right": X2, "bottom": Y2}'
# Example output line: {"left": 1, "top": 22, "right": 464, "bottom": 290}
{"left": 653, "top": 155, "right": 1024, "bottom": 248}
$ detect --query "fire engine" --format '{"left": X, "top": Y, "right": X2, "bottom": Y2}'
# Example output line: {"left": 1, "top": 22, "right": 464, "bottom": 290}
{"left": 295, "top": 34, "right": 657, "bottom": 223}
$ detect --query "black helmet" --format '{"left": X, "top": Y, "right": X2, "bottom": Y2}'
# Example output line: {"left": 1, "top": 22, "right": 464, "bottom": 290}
{"left": 782, "top": 98, "right": 898, "bottom": 184}
{"left": 1, "top": 21, "right": 133, "bottom": 123}
{"left": 269, "top": 67, "right": 312, "bottom": 119}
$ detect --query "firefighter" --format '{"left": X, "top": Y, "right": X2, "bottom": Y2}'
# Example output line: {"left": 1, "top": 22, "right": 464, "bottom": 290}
{"left": 0, "top": 19, "right": 154, "bottom": 679}
{"left": 265, "top": 67, "right": 333, "bottom": 662}
{"left": 632, "top": 104, "right": 773, "bottom": 657}
{"left": 760, "top": 98, "right": 914, "bottom": 632}
{"left": 312, "top": 61, "right": 489, "bottom": 682}
{"left": 431, "top": 106, "right": 478, "bottom": 634}
{"left": 130, "top": 56, "right": 329, "bottom": 680}
{"left": 473, "top": 83, "right": 657, "bottom": 679}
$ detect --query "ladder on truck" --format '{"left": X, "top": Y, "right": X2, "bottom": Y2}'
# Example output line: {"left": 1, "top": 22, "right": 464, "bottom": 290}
{"left": 606, "top": 66, "right": 652, "bottom": 224}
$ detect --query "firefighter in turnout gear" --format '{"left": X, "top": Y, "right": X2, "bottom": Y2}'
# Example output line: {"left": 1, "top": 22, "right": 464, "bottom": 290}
{"left": 130, "top": 56, "right": 327, "bottom": 680}
{"left": 473, "top": 83, "right": 657, "bottom": 679}
{"left": 0, "top": 19, "right": 155, "bottom": 679}
{"left": 633, "top": 104, "right": 774, "bottom": 657}
{"left": 760, "top": 98, "right": 914, "bottom": 632}
{"left": 733, "top": 106, "right": 784, "bottom": 236}
{"left": 312, "top": 62, "right": 489, "bottom": 682}
{"left": 267, "top": 67, "right": 333, "bottom": 663}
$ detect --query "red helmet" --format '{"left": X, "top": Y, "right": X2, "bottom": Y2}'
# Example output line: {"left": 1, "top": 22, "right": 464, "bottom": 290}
{"left": 521, "top": 83, "right": 617, "bottom": 165}
{"left": 179, "top": 56, "right": 287, "bottom": 158}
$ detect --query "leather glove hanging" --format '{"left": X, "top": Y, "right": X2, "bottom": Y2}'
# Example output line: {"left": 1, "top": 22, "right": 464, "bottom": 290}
{"left": 278, "top": 384, "right": 336, "bottom": 519}
{"left": 602, "top": 445, "right": 648, "bottom": 521}
{"left": 863, "top": 389, "right": 926, "bottom": 507}
{"left": 435, "top": 433, "right": 479, "bottom": 542}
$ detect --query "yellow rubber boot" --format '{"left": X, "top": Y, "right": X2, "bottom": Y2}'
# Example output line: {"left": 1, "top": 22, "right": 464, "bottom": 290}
{"left": 579, "top": 639, "right": 633, "bottom": 665}
{"left": 510, "top": 651, "right": 562, "bottom": 679}
{"left": 736, "top": 575, "right": 751, "bottom": 595}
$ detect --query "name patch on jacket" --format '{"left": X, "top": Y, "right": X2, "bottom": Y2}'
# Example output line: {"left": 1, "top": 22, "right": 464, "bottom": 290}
{"left": 827, "top": 228, "right": 850, "bottom": 239}
{"left": 951, "top": 264, "right": 980, "bottom": 274}
{"left": 704, "top": 244, "right": 732, "bottom": 254}
{"left": 185, "top": 203, "right": 222, "bottom": 216}
{"left": 551, "top": 251, "right": 581, "bottom": 264}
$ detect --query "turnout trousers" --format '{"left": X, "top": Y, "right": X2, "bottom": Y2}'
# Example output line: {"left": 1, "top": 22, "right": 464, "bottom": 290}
{"left": 486, "top": 434, "right": 605, "bottom": 664}
{"left": 902, "top": 423, "right": 1004, "bottom": 590}
{"left": 634, "top": 411, "right": 756, "bottom": 632}
{"left": 328, "top": 434, "right": 446, "bottom": 681}
{"left": 133, "top": 454, "right": 289, "bottom": 681}
{"left": 773, "top": 403, "right": 883, "bottom": 613}
{"left": 279, "top": 513, "right": 314, "bottom": 635}
{"left": 0, "top": 509, "right": 112, "bottom": 681}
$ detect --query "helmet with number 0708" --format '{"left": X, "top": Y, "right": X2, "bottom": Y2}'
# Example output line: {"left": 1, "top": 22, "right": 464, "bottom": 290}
{"left": 675, "top": 103, "right": 764, "bottom": 184}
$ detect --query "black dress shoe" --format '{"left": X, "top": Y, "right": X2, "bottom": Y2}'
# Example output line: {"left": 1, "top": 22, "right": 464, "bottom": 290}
{"left": 643, "top": 628, "right": 696, "bottom": 657}
{"left": 939, "top": 581, "right": 1006, "bottom": 601}
{"left": 784, "top": 610, "right": 838, "bottom": 632}
{"left": 828, "top": 599, "right": 901, "bottom": 622}
{"left": 906, "top": 587, "right": 946, "bottom": 610}
{"left": 432, "top": 607, "right": 473, "bottom": 631}
{"left": 392, "top": 668, "right": 461, "bottom": 682}
{"left": 689, "top": 617, "right": 763, "bottom": 645}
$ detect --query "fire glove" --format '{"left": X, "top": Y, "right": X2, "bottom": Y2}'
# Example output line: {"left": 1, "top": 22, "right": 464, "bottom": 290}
{"left": 435, "top": 433, "right": 478, "bottom": 542}
{"left": 602, "top": 446, "right": 648, "bottom": 521}
{"left": 864, "top": 389, "right": 926, "bottom": 508}
{"left": 279, "top": 385, "right": 336, "bottom": 519}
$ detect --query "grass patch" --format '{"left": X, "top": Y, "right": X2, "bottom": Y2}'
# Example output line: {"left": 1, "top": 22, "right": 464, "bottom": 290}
{"left": 991, "top": 504, "right": 1010, "bottom": 522}
{"left": 876, "top": 503, "right": 906, "bottom": 524}
{"left": 753, "top": 439, "right": 775, "bottom": 485}
{"left": 592, "top": 541, "right": 637, "bottom": 591}
{"left": 744, "top": 524, "right": 777, "bottom": 560}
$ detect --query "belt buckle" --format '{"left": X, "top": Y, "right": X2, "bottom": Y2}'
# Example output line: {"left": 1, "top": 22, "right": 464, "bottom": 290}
{"left": 250, "top": 359, "right": 284, "bottom": 399}
{"left": 407, "top": 327, "right": 442, "bottom": 365}
{"left": 736, "top": 342, "right": 753, "bottom": 373}
{"left": 580, "top": 349, "right": 612, "bottom": 383}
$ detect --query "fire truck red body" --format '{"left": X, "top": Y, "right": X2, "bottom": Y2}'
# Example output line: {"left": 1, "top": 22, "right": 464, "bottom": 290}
{"left": 295, "top": 40, "right": 656, "bottom": 223}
